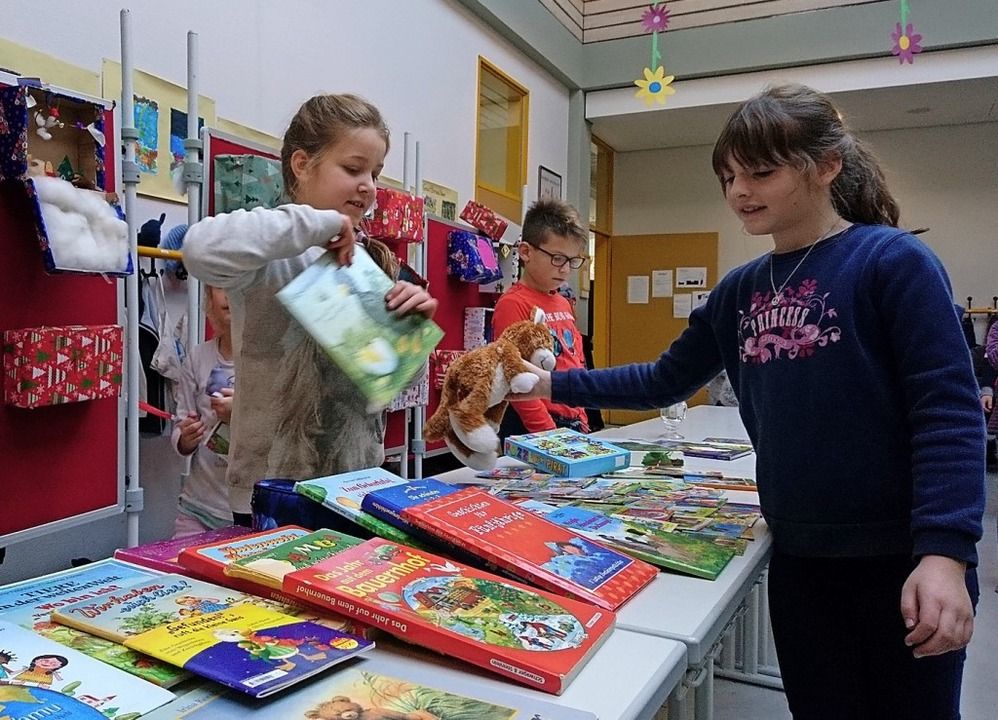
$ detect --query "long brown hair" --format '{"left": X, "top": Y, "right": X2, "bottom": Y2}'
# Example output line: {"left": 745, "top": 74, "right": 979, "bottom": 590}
{"left": 281, "top": 93, "right": 397, "bottom": 278}
{"left": 712, "top": 84, "right": 900, "bottom": 227}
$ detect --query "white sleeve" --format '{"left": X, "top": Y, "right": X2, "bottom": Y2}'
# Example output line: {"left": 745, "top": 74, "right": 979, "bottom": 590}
{"left": 183, "top": 204, "right": 347, "bottom": 290}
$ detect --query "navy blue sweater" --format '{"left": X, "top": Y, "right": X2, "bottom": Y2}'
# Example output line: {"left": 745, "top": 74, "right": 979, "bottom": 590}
{"left": 555, "top": 225, "right": 985, "bottom": 564}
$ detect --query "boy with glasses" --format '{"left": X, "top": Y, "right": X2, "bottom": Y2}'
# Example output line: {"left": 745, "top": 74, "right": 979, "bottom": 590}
{"left": 493, "top": 199, "right": 591, "bottom": 440}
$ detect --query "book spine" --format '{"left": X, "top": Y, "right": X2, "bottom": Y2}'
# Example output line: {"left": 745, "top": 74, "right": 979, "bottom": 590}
{"left": 113, "top": 549, "right": 181, "bottom": 575}
{"left": 283, "top": 577, "right": 562, "bottom": 693}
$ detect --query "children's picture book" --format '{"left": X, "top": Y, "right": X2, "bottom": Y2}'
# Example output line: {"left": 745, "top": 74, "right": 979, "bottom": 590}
{"left": 0, "top": 620, "right": 175, "bottom": 718}
{"left": 276, "top": 246, "right": 445, "bottom": 412}
{"left": 141, "top": 652, "right": 598, "bottom": 720}
{"left": 50, "top": 574, "right": 261, "bottom": 643}
{"left": 517, "top": 500, "right": 736, "bottom": 581}
{"left": 360, "top": 477, "right": 461, "bottom": 534}
{"left": 283, "top": 537, "right": 615, "bottom": 695}
{"left": 649, "top": 439, "right": 754, "bottom": 461}
{"left": 204, "top": 420, "right": 230, "bottom": 455}
{"left": 225, "top": 529, "right": 364, "bottom": 590}
{"left": 0, "top": 559, "right": 188, "bottom": 688}
{"left": 294, "top": 468, "right": 425, "bottom": 545}
{"left": 504, "top": 428, "right": 629, "bottom": 477}
{"left": 123, "top": 603, "right": 374, "bottom": 698}
{"left": 401, "top": 486, "right": 657, "bottom": 610}
{"left": 177, "top": 526, "right": 312, "bottom": 588}
{"left": 114, "top": 525, "right": 254, "bottom": 574}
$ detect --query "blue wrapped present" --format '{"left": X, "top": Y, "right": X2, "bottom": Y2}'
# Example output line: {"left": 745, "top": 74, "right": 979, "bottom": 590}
{"left": 447, "top": 229, "right": 502, "bottom": 284}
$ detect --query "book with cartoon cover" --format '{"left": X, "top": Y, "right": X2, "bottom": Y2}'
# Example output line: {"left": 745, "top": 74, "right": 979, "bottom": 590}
{"left": 504, "top": 428, "right": 629, "bottom": 477}
{"left": 225, "top": 529, "right": 364, "bottom": 590}
{"left": 0, "top": 620, "right": 175, "bottom": 718}
{"left": 113, "top": 525, "right": 254, "bottom": 575}
{"left": 294, "top": 468, "right": 426, "bottom": 546}
{"left": 122, "top": 603, "right": 374, "bottom": 698}
{"left": 360, "top": 477, "right": 462, "bottom": 536}
{"left": 141, "top": 652, "right": 597, "bottom": 719}
{"left": 402, "top": 486, "right": 657, "bottom": 610}
{"left": 0, "top": 558, "right": 188, "bottom": 688}
{"left": 276, "top": 246, "right": 444, "bottom": 412}
{"left": 516, "top": 500, "right": 736, "bottom": 581}
{"left": 282, "top": 537, "right": 615, "bottom": 695}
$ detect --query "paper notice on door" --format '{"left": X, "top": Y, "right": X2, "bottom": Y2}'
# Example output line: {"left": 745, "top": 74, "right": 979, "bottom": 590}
{"left": 676, "top": 267, "right": 707, "bottom": 288}
{"left": 673, "top": 293, "right": 692, "bottom": 318}
{"left": 627, "top": 275, "right": 650, "bottom": 304}
{"left": 652, "top": 270, "right": 673, "bottom": 298}
{"left": 693, "top": 290, "right": 711, "bottom": 309}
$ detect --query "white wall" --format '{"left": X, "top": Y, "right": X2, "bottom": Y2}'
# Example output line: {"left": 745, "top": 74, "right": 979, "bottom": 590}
{"left": 612, "top": 122, "right": 998, "bottom": 339}
{"left": 0, "top": 0, "right": 570, "bottom": 582}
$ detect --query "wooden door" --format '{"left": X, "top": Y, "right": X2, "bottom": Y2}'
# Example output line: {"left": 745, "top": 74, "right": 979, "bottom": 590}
{"left": 604, "top": 233, "right": 718, "bottom": 426}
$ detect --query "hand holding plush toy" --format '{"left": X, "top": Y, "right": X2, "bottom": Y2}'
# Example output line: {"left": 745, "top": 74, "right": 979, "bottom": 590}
{"left": 424, "top": 308, "right": 555, "bottom": 470}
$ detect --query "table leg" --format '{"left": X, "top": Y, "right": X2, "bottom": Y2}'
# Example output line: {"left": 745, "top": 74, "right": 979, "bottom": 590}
{"left": 693, "top": 659, "right": 714, "bottom": 720}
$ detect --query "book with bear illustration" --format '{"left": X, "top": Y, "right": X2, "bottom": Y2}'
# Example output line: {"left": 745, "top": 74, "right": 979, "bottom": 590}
{"left": 282, "top": 537, "right": 615, "bottom": 695}
{"left": 401, "top": 486, "right": 657, "bottom": 610}
{"left": 122, "top": 603, "right": 374, "bottom": 698}
{"left": 276, "top": 246, "right": 444, "bottom": 412}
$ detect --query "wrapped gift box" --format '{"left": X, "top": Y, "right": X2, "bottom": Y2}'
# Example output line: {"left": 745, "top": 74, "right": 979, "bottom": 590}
{"left": 213, "top": 153, "right": 284, "bottom": 213}
{"left": 3, "top": 324, "right": 123, "bottom": 408}
{"left": 387, "top": 370, "right": 429, "bottom": 411}
{"left": 447, "top": 229, "right": 502, "bottom": 284}
{"left": 464, "top": 306, "right": 494, "bottom": 349}
{"left": 430, "top": 349, "right": 467, "bottom": 390}
{"left": 361, "top": 186, "right": 425, "bottom": 242}
{"left": 459, "top": 200, "right": 509, "bottom": 240}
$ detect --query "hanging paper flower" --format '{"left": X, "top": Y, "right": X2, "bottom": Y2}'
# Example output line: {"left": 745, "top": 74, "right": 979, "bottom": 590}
{"left": 634, "top": 66, "right": 676, "bottom": 107}
{"left": 641, "top": 4, "right": 671, "bottom": 33}
{"left": 891, "top": 22, "right": 923, "bottom": 64}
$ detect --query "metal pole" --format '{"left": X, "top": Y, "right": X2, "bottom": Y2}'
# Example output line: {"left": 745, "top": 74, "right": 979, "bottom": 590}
{"left": 120, "top": 8, "right": 143, "bottom": 547}
{"left": 412, "top": 139, "right": 425, "bottom": 479}
{"left": 395, "top": 132, "right": 412, "bottom": 480}
{"left": 185, "top": 31, "right": 202, "bottom": 347}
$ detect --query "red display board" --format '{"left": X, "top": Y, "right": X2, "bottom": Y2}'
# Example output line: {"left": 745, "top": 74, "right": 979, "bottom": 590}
{"left": 0, "top": 97, "right": 119, "bottom": 541}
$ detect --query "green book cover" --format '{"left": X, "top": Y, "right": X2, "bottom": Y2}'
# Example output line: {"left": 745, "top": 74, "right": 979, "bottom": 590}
{"left": 276, "top": 246, "right": 443, "bottom": 412}
{"left": 226, "top": 528, "right": 364, "bottom": 590}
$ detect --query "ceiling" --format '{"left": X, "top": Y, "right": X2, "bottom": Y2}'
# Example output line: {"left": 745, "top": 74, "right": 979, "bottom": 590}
{"left": 540, "top": 0, "right": 887, "bottom": 43}
{"left": 589, "top": 76, "right": 998, "bottom": 151}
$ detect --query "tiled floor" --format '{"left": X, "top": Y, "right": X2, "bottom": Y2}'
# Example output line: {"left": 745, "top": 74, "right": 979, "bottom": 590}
{"left": 714, "top": 472, "right": 998, "bottom": 720}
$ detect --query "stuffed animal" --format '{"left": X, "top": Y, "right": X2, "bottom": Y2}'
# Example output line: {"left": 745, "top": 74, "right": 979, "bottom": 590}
{"left": 304, "top": 696, "right": 437, "bottom": 720}
{"left": 424, "top": 309, "right": 555, "bottom": 470}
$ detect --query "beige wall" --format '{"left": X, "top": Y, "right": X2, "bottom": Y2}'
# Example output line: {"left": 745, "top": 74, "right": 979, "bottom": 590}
{"left": 613, "top": 122, "right": 998, "bottom": 337}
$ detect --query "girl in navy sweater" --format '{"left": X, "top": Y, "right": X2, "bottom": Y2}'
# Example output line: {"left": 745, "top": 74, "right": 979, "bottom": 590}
{"left": 517, "top": 84, "right": 984, "bottom": 719}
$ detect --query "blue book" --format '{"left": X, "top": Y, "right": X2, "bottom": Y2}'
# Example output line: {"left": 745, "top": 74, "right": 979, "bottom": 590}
{"left": 360, "top": 477, "right": 461, "bottom": 534}
{"left": 504, "top": 428, "right": 630, "bottom": 477}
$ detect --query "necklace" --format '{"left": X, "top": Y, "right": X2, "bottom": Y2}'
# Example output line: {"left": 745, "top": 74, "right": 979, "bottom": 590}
{"left": 768, "top": 220, "right": 845, "bottom": 307}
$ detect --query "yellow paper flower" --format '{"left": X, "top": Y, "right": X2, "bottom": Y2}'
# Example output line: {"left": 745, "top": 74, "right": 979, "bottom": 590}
{"left": 634, "top": 66, "right": 676, "bottom": 106}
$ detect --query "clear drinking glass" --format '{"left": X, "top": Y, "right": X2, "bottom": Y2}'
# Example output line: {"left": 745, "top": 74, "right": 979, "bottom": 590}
{"left": 659, "top": 401, "right": 687, "bottom": 440}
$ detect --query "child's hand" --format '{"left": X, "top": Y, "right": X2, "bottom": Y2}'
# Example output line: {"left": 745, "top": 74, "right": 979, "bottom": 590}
{"left": 210, "top": 388, "right": 234, "bottom": 424}
{"left": 900, "top": 554, "right": 974, "bottom": 658}
{"left": 505, "top": 360, "right": 553, "bottom": 401}
{"left": 177, "top": 413, "right": 206, "bottom": 455}
{"left": 982, "top": 395, "right": 993, "bottom": 413}
{"left": 326, "top": 223, "right": 356, "bottom": 266}
{"left": 386, "top": 281, "right": 438, "bottom": 319}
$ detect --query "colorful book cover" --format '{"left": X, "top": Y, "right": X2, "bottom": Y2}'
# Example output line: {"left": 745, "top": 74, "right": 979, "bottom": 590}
{"left": 294, "top": 468, "right": 425, "bottom": 545}
{"left": 360, "top": 477, "right": 461, "bottom": 534}
{"left": 503, "top": 428, "right": 629, "bottom": 477}
{"left": 177, "top": 526, "right": 312, "bottom": 587}
{"left": 51, "top": 574, "right": 260, "bottom": 643}
{"left": 283, "top": 538, "right": 615, "bottom": 695}
{"left": 0, "top": 559, "right": 188, "bottom": 687}
{"left": 401, "top": 487, "right": 657, "bottom": 610}
{"left": 122, "top": 603, "right": 374, "bottom": 698}
{"left": 517, "top": 500, "right": 736, "bottom": 581}
{"left": 140, "top": 652, "right": 598, "bottom": 720}
{"left": 114, "top": 525, "right": 254, "bottom": 574}
{"left": 275, "top": 246, "right": 444, "bottom": 412}
{"left": 0, "top": 620, "right": 175, "bottom": 718}
{"left": 651, "top": 439, "right": 754, "bottom": 461}
{"left": 225, "top": 529, "right": 364, "bottom": 590}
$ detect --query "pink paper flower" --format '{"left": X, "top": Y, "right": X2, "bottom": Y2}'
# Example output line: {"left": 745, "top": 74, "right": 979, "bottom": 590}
{"left": 891, "top": 22, "right": 923, "bottom": 64}
{"left": 641, "top": 4, "right": 671, "bottom": 33}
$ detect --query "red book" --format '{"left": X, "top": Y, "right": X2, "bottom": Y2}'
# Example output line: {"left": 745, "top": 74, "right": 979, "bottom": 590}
{"left": 114, "top": 525, "right": 253, "bottom": 574}
{"left": 283, "top": 537, "right": 615, "bottom": 695}
{"left": 402, "top": 487, "right": 657, "bottom": 610}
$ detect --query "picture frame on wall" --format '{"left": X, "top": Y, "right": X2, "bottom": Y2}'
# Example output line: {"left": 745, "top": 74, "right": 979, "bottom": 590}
{"left": 538, "top": 166, "right": 562, "bottom": 201}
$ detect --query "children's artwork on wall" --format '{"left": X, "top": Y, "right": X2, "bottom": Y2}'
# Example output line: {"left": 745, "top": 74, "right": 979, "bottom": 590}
{"left": 102, "top": 60, "right": 216, "bottom": 202}
{"left": 423, "top": 179, "right": 458, "bottom": 220}
{"left": 538, "top": 166, "right": 562, "bottom": 201}
{"left": 170, "top": 108, "right": 203, "bottom": 180}
{"left": 634, "top": 2, "right": 676, "bottom": 106}
{"left": 890, "top": 0, "right": 923, "bottom": 64}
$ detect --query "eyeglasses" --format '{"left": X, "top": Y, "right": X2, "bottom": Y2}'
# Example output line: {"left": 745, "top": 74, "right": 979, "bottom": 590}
{"left": 532, "top": 245, "right": 588, "bottom": 269}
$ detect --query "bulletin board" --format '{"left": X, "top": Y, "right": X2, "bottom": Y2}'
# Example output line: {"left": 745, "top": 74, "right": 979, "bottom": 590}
{"left": 423, "top": 216, "right": 499, "bottom": 453}
{"left": 0, "top": 79, "right": 121, "bottom": 545}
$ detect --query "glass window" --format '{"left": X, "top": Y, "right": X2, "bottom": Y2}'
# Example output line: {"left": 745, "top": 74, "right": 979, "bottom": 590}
{"left": 476, "top": 58, "right": 529, "bottom": 222}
